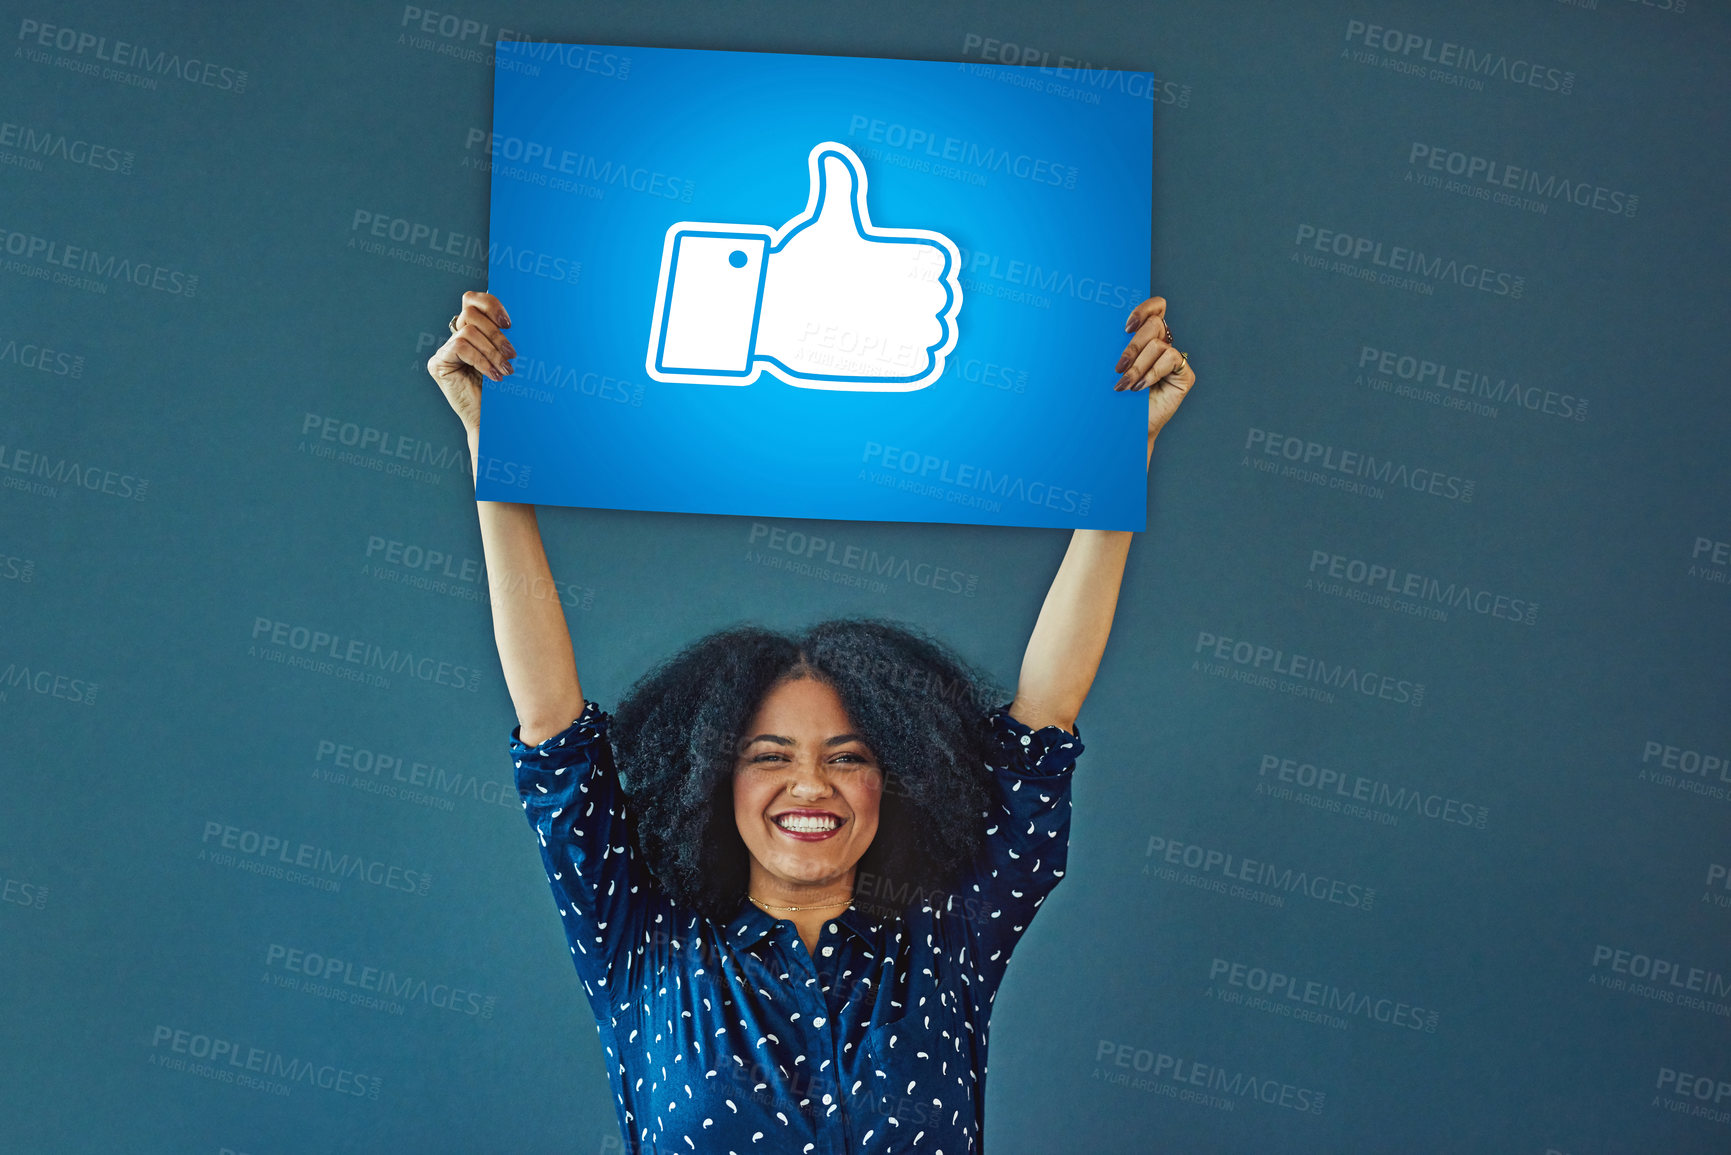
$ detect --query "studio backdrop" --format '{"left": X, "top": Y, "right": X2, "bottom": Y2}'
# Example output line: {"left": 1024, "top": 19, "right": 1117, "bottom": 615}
{"left": 2, "top": 1, "right": 1727, "bottom": 1153}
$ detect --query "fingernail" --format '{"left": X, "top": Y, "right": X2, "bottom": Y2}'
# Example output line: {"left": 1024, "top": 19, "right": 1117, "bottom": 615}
{"left": 502, "top": 312, "right": 512, "bottom": 328}
{"left": 1118, "top": 372, "right": 1135, "bottom": 388}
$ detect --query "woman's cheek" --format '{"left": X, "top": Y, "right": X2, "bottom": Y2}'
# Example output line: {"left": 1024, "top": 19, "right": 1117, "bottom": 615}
{"left": 732, "top": 771, "right": 769, "bottom": 826}
{"left": 856, "top": 772, "right": 885, "bottom": 832}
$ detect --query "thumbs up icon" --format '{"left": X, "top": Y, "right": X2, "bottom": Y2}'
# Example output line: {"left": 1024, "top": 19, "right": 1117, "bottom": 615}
{"left": 646, "top": 141, "right": 963, "bottom": 391}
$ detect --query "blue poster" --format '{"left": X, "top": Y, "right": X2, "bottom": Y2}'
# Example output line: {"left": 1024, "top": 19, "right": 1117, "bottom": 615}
{"left": 477, "top": 42, "right": 1154, "bottom": 529}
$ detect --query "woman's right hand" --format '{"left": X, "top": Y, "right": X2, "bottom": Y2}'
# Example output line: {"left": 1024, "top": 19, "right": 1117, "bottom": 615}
{"left": 426, "top": 290, "right": 516, "bottom": 436}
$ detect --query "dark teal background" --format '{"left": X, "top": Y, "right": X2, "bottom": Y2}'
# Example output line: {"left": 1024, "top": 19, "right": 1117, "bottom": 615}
{"left": 2, "top": 1, "right": 1727, "bottom": 1153}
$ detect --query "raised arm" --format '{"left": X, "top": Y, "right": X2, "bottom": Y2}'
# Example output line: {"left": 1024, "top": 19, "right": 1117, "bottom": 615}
{"left": 1007, "top": 296, "right": 1196, "bottom": 734}
{"left": 428, "top": 290, "right": 584, "bottom": 744}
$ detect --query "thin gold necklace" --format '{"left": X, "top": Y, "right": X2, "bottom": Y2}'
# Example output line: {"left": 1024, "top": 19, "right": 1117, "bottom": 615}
{"left": 749, "top": 894, "right": 852, "bottom": 912}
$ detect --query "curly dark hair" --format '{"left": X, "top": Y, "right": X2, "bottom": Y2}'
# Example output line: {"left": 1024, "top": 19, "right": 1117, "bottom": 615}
{"left": 611, "top": 618, "right": 1002, "bottom": 923}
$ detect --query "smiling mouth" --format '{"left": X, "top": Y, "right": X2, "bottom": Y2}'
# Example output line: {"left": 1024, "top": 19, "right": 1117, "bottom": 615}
{"left": 773, "top": 813, "right": 843, "bottom": 838}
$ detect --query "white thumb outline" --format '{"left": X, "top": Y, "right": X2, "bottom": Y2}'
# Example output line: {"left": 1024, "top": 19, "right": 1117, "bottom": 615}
{"left": 645, "top": 141, "right": 964, "bottom": 391}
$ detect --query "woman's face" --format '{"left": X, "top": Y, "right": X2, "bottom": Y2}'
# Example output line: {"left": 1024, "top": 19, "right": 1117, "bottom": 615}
{"left": 732, "top": 675, "right": 883, "bottom": 896}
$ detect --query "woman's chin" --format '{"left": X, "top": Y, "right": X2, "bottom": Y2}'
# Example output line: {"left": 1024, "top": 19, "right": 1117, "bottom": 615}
{"left": 763, "top": 850, "right": 855, "bottom": 890}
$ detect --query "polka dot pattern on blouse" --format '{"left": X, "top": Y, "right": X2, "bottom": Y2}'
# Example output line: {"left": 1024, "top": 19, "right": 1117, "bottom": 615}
{"left": 511, "top": 702, "right": 1082, "bottom": 1155}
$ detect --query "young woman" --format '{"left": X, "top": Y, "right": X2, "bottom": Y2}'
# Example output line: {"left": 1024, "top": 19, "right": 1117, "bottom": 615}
{"left": 429, "top": 290, "right": 1195, "bottom": 1154}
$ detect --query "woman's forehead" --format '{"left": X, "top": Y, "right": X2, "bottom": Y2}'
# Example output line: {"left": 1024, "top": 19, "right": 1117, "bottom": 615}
{"left": 739, "top": 677, "right": 869, "bottom": 744}
{"left": 750, "top": 674, "right": 848, "bottom": 716}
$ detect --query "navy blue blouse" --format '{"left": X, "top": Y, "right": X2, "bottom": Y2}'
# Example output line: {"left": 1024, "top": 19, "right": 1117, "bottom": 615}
{"left": 510, "top": 701, "right": 1082, "bottom": 1155}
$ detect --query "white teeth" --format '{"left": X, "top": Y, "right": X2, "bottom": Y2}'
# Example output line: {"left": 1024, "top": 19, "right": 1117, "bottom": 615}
{"left": 775, "top": 814, "right": 839, "bottom": 833}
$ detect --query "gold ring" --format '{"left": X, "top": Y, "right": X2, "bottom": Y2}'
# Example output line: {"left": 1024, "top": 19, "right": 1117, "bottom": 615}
{"left": 1175, "top": 350, "right": 1189, "bottom": 372}
{"left": 448, "top": 313, "right": 461, "bottom": 334}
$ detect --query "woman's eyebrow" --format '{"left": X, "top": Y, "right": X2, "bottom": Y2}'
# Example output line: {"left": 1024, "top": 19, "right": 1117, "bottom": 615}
{"left": 738, "top": 733, "right": 866, "bottom": 748}
{"left": 742, "top": 733, "right": 794, "bottom": 747}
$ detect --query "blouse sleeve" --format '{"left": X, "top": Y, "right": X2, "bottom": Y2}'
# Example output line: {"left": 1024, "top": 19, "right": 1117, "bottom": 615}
{"left": 938, "top": 707, "right": 1082, "bottom": 992}
{"left": 511, "top": 701, "right": 655, "bottom": 1007}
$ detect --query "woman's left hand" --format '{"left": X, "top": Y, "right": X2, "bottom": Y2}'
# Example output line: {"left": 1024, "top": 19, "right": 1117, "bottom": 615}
{"left": 1114, "top": 295, "right": 1196, "bottom": 446}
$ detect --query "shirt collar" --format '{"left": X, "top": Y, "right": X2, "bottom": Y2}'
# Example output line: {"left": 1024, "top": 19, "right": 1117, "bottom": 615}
{"left": 725, "top": 899, "right": 779, "bottom": 951}
{"left": 722, "top": 897, "right": 899, "bottom": 953}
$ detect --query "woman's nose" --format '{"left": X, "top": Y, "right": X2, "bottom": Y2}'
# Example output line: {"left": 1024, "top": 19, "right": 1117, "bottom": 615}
{"left": 786, "top": 761, "right": 834, "bottom": 798}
